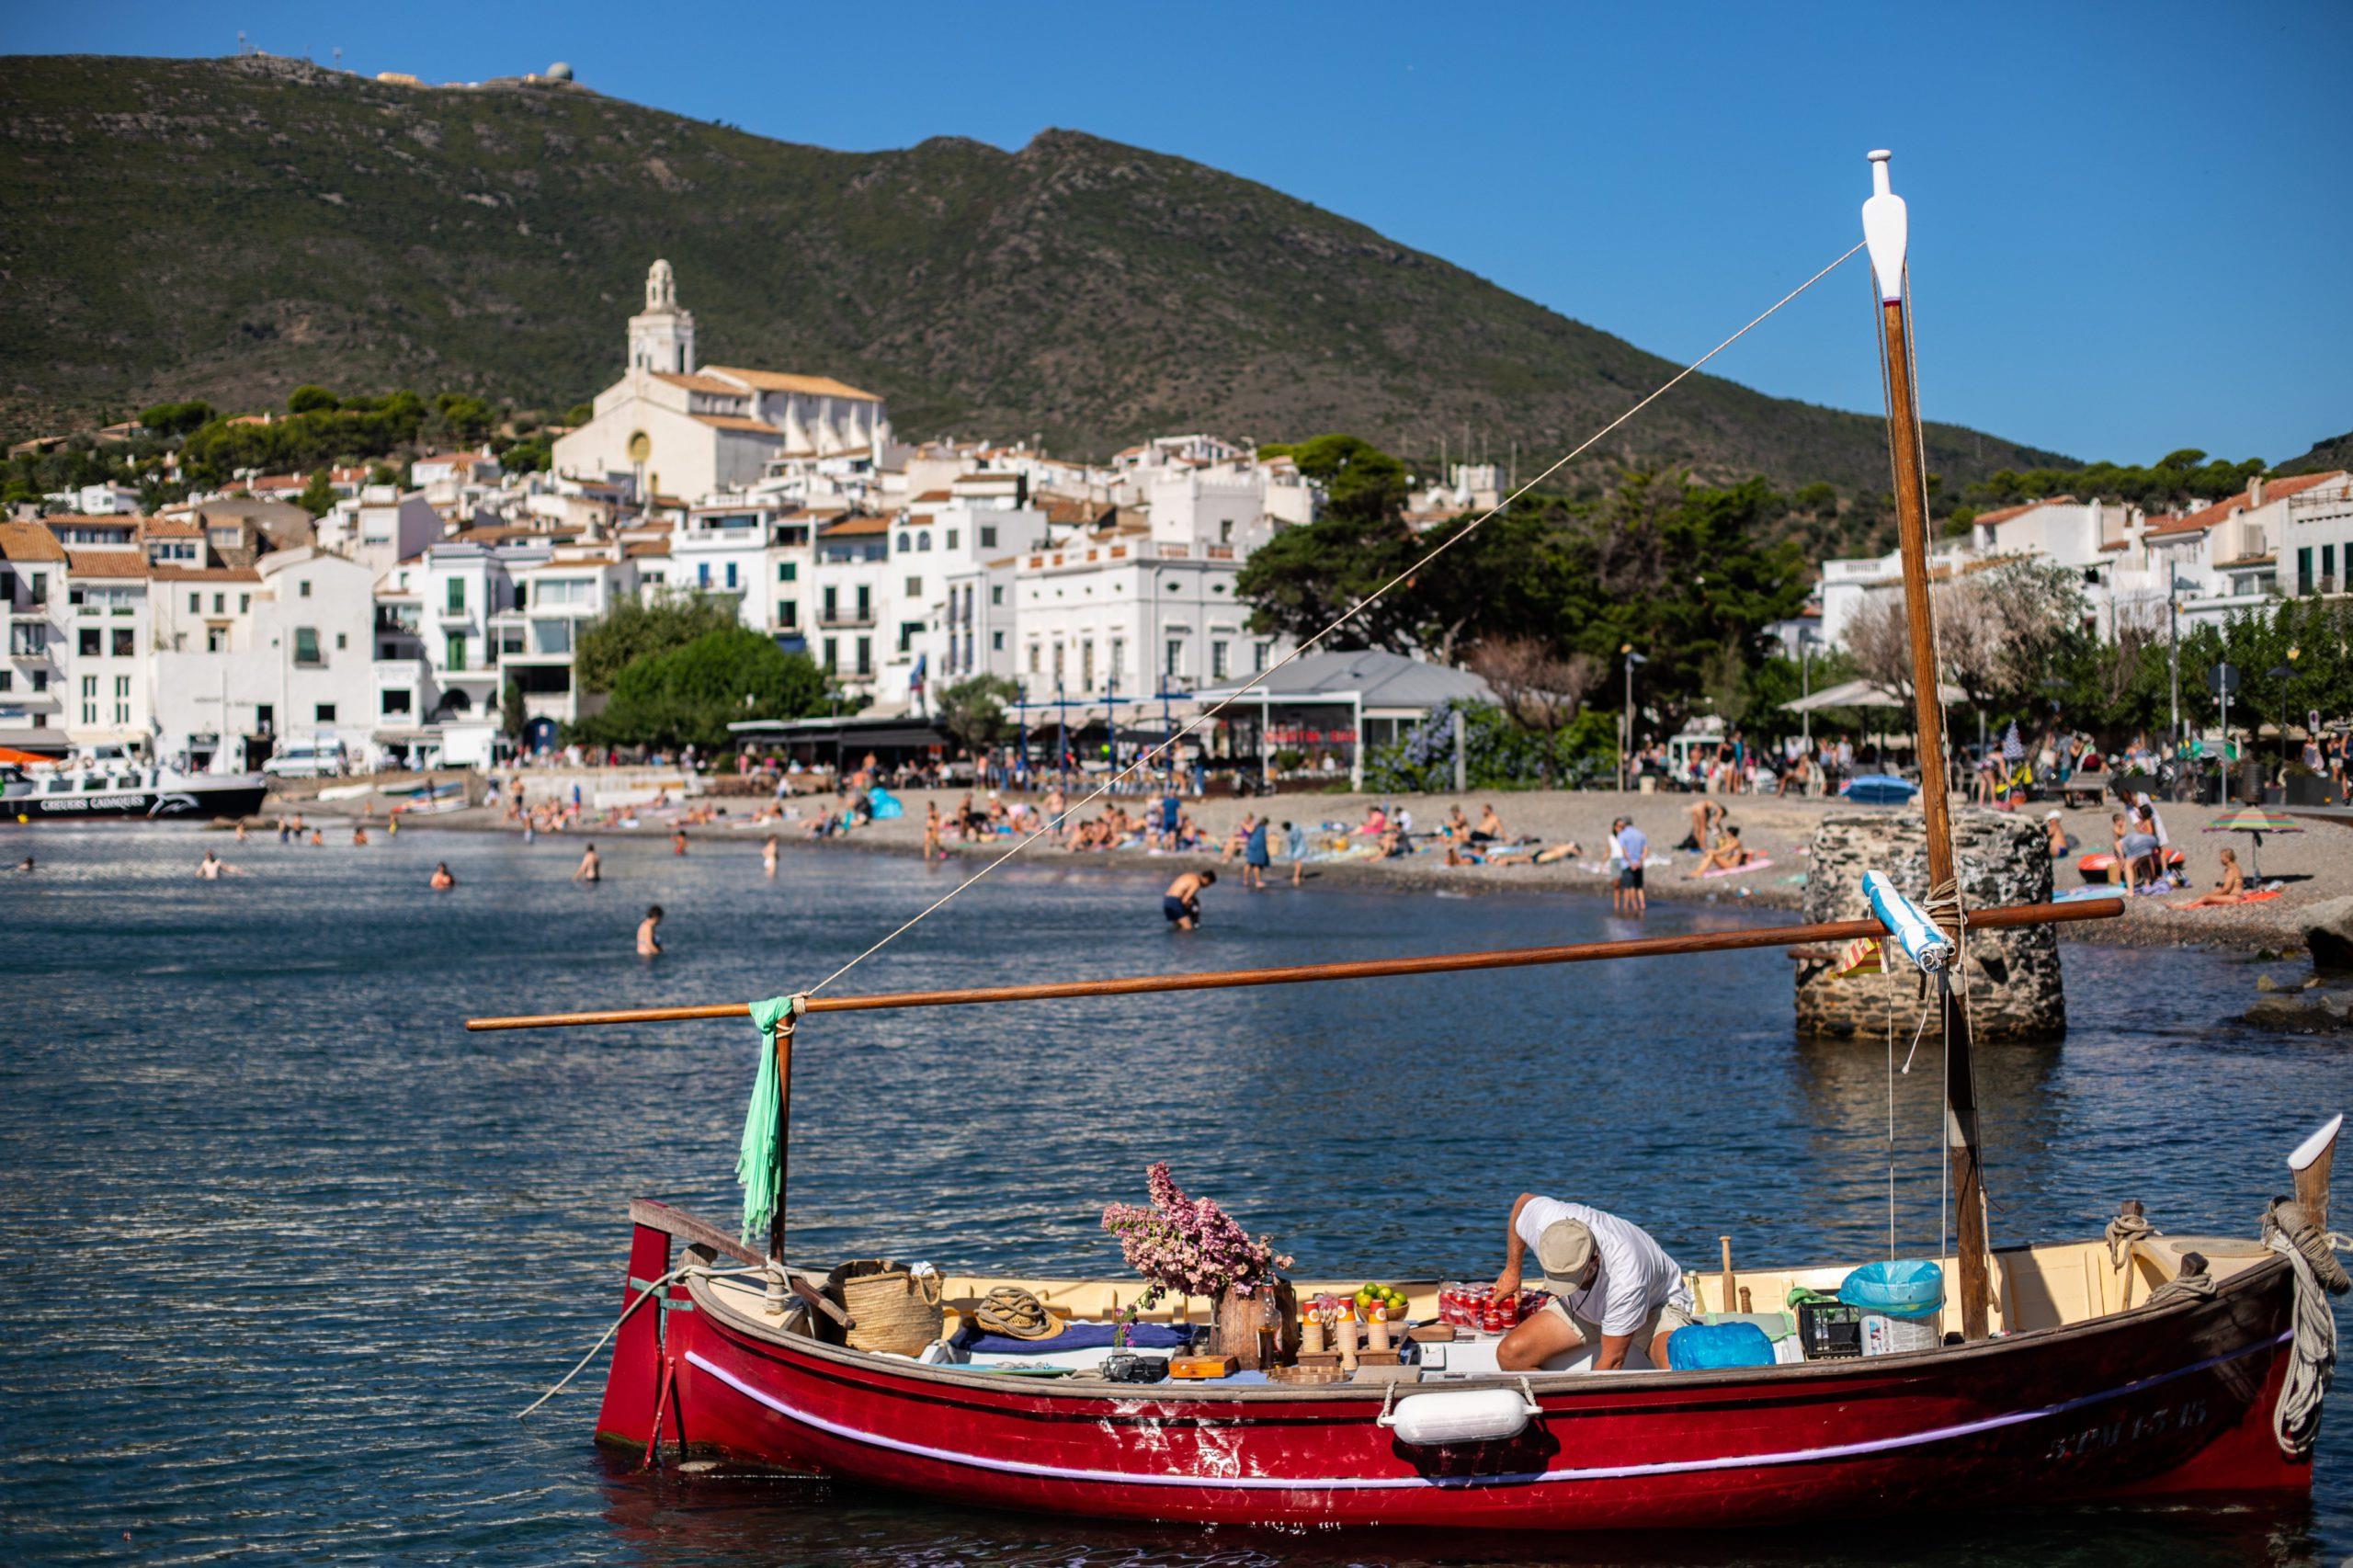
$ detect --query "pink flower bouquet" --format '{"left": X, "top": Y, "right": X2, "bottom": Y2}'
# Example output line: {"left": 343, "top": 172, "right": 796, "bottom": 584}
{"left": 1101, "top": 1163, "right": 1291, "bottom": 1343}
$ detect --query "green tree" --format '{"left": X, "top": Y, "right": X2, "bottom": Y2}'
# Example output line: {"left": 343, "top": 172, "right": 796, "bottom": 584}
{"left": 137, "top": 400, "right": 214, "bottom": 437}
{"left": 287, "top": 384, "right": 340, "bottom": 415}
{"left": 1258, "top": 434, "right": 1411, "bottom": 528}
{"left": 500, "top": 677, "right": 529, "bottom": 742}
{"left": 562, "top": 403, "right": 594, "bottom": 427}
{"left": 295, "top": 468, "right": 336, "bottom": 517}
{"left": 574, "top": 592, "right": 745, "bottom": 694}
{"left": 937, "top": 674, "right": 1022, "bottom": 756}
{"left": 575, "top": 629, "right": 827, "bottom": 750}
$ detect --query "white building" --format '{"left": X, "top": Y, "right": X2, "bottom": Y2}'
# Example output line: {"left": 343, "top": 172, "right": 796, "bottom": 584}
{"left": 150, "top": 548, "right": 378, "bottom": 771}
{"left": 553, "top": 260, "right": 891, "bottom": 501}
{"left": 2279, "top": 472, "right": 2353, "bottom": 597}
{"left": 0, "top": 520, "right": 68, "bottom": 752}
{"left": 880, "top": 476, "right": 1055, "bottom": 712}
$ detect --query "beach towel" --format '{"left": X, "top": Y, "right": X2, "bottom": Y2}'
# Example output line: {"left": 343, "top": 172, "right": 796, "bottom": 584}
{"left": 1834, "top": 936, "right": 1884, "bottom": 977}
{"left": 1699, "top": 857, "right": 1774, "bottom": 879}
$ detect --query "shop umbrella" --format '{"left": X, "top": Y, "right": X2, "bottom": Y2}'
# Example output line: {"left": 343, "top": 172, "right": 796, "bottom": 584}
{"left": 0, "top": 746, "right": 57, "bottom": 767}
{"left": 2202, "top": 805, "right": 2303, "bottom": 881}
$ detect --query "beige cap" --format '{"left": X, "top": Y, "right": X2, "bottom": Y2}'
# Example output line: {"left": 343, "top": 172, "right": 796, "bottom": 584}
{"left": 1536, "top": 1218, "right": 1596, "bottom": 1294}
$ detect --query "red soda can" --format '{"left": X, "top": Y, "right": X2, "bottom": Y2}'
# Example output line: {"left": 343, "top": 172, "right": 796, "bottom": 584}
{"left": 1499, "top": 1293, "right": 1520, "bottom": 1328}
{"left": 1482, "top": 1301, "right": 1504, "bottom": 1334}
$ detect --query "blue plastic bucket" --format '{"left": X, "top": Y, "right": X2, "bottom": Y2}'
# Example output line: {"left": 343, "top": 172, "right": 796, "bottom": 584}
{"left": 1837, "top": 1259, "right": 1945, "bottom": 1320}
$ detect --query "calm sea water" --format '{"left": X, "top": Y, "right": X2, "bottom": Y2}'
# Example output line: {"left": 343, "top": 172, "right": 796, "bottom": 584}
{"left": 4, "top": 824, "right": 2347, "bottom": 1565}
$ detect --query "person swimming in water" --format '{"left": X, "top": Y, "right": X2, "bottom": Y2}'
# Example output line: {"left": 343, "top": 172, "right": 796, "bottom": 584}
{"left": 573, "top": 844, "right": 601, "bottom": 883}
{"left": 637, "top": 904, "right": 665, "bottom": 957}
{"left": 429, "top": 862, "right": 456, "bottom": 891}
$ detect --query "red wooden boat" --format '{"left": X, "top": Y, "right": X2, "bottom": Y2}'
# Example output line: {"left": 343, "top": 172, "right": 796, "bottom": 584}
{"left": 472, "top": 151, "right": 2346, "bottom": 1531}
{"left": 581, "top": 1196, "right": 2324, "bottom": 1529}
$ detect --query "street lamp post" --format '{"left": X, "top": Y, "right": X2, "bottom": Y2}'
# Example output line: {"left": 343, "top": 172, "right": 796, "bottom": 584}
{"left": 1620, "top": 647, "right": 1646, "bottom": 792}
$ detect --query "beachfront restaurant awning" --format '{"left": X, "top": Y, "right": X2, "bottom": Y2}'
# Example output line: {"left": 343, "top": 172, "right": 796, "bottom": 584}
{"left": 1188, "top": 649, "right": 1495, "bottom": 789}
{"left": 1781, "top": 677, "right": 1971, "bottom": 712}
{"left": 729, "top": 712, "right": 955, "bottom": 753}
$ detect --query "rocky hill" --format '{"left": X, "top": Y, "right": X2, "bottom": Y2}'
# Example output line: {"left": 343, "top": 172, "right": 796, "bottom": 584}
{"left": 0, "top": 52, "right": 2069, "bottom": 493}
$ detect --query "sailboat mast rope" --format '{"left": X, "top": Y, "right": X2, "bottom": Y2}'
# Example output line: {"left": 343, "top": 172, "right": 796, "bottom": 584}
{"left": 799, "top": 240, "right": 1870, "bottom": 999}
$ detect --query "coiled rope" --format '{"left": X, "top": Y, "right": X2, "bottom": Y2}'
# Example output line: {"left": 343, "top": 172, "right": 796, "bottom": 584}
{"left": 2261, "top": 1199, "right": 2350, "bottom": 1460}
{"left": 798, "top": 241, "right": 1869, "bottom": 1000}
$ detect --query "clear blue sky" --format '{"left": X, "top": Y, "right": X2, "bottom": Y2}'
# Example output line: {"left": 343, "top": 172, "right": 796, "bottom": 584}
{"left": 7, "top": 0, "right": 2347, "bottom": 468}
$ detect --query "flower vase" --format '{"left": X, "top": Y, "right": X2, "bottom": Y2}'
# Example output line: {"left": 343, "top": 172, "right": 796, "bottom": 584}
{"left": 1210, "top": 1282, "right": 1265, "bottom": 1369}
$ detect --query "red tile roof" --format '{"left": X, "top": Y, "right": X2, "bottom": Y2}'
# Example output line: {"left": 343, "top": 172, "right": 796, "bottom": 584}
{"left": 1973, "top": 495, "right": 2076, "bottom": 527}
{"left": 0, "top": 521, "right": 68, "bottom": 562}
{"left": 821, "top": 514, "right": 891, "bottom": 538}
{"left": 2148, "top": 471, "right": 2345, "bottom": 536}
{"left": 65, "top": 549, "right": 148, "bottom": 578}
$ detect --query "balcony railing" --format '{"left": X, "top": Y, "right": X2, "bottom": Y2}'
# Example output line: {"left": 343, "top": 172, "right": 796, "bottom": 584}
{"left": 817, "top": 612, "right": 876, "bottom": 630}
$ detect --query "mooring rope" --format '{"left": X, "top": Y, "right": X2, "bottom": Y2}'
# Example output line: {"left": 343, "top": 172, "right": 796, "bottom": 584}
{"left": 2264, "top": 1214, "right": 2350, "bottom": 1459}
{"left": 798, "top": 240, "right": 1870, "bottom": 999}
{"left": 517, "top": 1264, "right": 764, "bottom": 1418}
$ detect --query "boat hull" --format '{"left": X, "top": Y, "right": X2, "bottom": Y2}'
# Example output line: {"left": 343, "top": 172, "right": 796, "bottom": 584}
{"left": 6, "top": 780, "right": 268, "bottom": 822}
{"left": 603, "top": 1223, "right": 2307, "bottom": 1530}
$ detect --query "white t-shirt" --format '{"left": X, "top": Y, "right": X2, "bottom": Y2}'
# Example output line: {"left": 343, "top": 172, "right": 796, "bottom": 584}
{"left": 1516, "top": 1198, "right": 1692, "bottom": 1336}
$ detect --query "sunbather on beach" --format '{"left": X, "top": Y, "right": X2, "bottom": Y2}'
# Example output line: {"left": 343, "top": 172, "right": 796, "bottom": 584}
{"left": 2168, "top": 847, "right": 2247, "bottom": 909}
{"left": 2110, "top": 812, "right": 2162, "bottom": 893}
{"left": 1472, "top": 804, "right": 1505, "bottom": 845}
{"left": 1687, "top": 824, "right": 1753, "bottom": 878}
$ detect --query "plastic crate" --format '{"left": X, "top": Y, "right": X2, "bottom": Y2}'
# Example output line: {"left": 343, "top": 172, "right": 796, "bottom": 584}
{"left": 1797, "top": 1299, "right": 1864, "bottom": 1360}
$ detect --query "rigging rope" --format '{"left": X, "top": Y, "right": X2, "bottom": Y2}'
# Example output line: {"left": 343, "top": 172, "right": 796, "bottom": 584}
{"left": 797, "top": 240, "right": 1870, "bottom": 999}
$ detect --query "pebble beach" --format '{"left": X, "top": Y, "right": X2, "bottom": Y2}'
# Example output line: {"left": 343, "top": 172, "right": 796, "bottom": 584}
{"left": 306, "top": 780, "right": 2353, "bottom": 957}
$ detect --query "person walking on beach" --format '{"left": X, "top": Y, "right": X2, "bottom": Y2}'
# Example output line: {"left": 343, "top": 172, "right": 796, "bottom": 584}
{"left": 1243, "top": 814, "right": 1270, "bottom": 890}
{"left": 1609, "top": 817, "right": 1647, "bottom": 916}
{"left": 1284, "top": 820, "right": 1307, "bottom": 886}
{"left": 429, "top": 861, "right": 456, "bottom": 891}
{"left": 763, "top": 835, "right": 779, "bottom": 879}
{"left": 574, "top": 844, "right": 602, "bottom": 883}
{"left": 637, "top": 905, "right": 665, "bottom": 957}
{"left": 1164, "top": 869, "right": 1214, "bottom": 930}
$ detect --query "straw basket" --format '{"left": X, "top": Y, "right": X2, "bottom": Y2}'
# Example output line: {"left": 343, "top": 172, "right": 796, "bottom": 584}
{"left": 826, "top": 1259, "right": 944, "bottom": 1355}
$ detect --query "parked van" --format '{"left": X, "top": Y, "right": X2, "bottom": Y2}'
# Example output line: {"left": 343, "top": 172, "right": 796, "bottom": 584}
{"left": 262, "top": 737, "right": 347, "bottom": 779}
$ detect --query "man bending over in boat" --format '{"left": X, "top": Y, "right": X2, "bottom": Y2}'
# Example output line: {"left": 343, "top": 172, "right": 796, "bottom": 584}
{"left": 1492, "top": 1196, "right": 1695, "bottom": 1372}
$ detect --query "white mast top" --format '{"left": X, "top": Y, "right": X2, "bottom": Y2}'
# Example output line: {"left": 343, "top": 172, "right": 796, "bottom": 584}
{"left": 1861, "top": 149, "right": 1908, "bottom": 304}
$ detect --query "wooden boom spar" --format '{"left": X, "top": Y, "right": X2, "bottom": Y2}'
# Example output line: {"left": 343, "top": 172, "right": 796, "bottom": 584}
{"left": 465, "top": 897, "right": 2120, "bottom": 1031}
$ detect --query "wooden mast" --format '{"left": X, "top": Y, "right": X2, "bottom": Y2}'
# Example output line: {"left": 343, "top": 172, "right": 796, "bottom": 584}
{"left": 1865, "top": 148, "right": 1993, "bottom": 1340}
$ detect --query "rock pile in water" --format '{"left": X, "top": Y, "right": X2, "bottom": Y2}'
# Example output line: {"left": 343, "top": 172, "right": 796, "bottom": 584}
{"left": 1794, "top": 809, "right": 2065, "bottom": 1044}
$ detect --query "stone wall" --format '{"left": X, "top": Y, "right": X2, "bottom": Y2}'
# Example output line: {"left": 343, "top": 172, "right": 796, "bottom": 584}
{"left": 1794, "top": 809, "right": 2066, "bottom": 1043}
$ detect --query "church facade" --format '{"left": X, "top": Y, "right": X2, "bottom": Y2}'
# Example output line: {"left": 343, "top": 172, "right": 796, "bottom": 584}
{"left": 552, "top": 260, "right": 892, "bottom": 500}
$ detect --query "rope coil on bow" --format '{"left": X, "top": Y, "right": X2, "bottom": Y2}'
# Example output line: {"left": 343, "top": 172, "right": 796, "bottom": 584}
{"left": 2261, "top": 1197, "right": 2350, "bottom": 1460}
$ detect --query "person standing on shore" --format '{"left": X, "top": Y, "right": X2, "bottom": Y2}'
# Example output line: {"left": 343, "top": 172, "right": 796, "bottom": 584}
{"left": 1610, "top": 817, "right": 1647, "bottom": 916}
{"left": 1243, "top": 814, "right": 1270, "bottom": 890}
{"left": 1284, "top": 820, "right": 1307, "bottom": 886}
{"left": 574, "top": 844, "right": 601, "bottom": 884}
{"left": 923, "top": 802, "right": 944, "bottom": 863}
{"left": 637, "top": 905, "right": 664, "bottom": 956}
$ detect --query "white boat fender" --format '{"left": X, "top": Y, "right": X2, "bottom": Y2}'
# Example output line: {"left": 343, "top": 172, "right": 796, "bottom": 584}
{"left": 1377, "top": 1379, "right": 1543, "bottom": 1447}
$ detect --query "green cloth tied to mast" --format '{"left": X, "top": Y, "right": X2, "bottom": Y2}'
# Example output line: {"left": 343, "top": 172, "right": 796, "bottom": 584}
{"left": 737, "top": 995, "right": 801, "bottom": 1244}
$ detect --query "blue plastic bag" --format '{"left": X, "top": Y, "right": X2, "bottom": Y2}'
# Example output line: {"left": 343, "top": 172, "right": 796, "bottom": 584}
{"left": 1838, "top": 1259, "right": 1946, "bottom": 1320}
{"left": 1665, "top": 1321, "right": 1777, "bottom": 1370}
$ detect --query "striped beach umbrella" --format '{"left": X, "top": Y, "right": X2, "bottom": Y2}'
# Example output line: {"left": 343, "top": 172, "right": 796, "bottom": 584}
{"left": 2203, "top": 805, "right": 2302, "bottom": 880}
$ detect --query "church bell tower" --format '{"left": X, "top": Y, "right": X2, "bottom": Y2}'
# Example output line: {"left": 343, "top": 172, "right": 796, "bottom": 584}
{"left": 627, "top": 258, "right": 696, "bottom": 374}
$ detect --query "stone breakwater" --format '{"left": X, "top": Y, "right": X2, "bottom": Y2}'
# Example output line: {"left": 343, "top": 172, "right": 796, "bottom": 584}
{"left": 1795, "top": 810, "right": 2066, "bottom": 1043}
